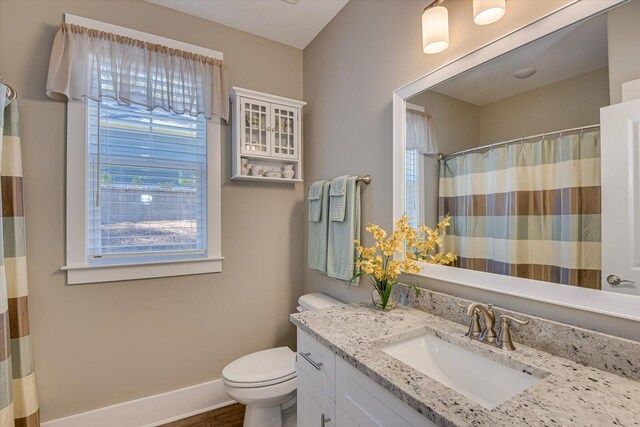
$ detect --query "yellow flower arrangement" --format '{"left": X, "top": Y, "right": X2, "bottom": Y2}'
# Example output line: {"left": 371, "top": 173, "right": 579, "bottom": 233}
{"left": 352, "top": 214, "right": 456, "bottom": 309}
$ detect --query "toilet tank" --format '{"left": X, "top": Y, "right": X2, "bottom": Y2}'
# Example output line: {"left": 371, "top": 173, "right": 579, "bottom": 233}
{"left": 297, "top": 293, "right": 343, "bottom": 312}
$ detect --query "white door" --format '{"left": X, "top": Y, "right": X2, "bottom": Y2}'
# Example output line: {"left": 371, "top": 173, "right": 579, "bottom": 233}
{"left": 297, "top": 371, "right": 336, "bottom": 427}
{"left": 601, "top": 98, "right": 640, "bottom": 294}
{"left": 270, "top": 103, "right": 299, "bottom": 159}
{"left": 240, "top": 98, "right": 271, "bottom": 156}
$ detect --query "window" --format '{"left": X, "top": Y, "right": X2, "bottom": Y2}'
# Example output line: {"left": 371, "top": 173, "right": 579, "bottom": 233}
{"left": 62, "top": 16, "right": 223, "bottom": 284}
{"left": 87, "top": 99, "right": 208, "bottom": 260}
{"left": 405, "top": 149, "right": 420, "bottom": 230}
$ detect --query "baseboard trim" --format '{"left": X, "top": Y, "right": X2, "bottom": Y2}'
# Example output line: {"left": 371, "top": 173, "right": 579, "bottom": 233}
{"left": 42, "top": 379, "right": 235, "bottom": 427}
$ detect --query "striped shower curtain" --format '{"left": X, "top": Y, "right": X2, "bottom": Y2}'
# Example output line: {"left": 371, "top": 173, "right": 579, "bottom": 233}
{"left": 0, "top": 84, "right": 40, "bottom": 426}
{"left": 438, "top": 130, "right": 601, "bottom": 289}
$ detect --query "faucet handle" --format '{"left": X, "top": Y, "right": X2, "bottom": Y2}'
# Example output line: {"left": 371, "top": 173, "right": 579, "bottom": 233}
{"left": 496, "top": 315, "right": 529, "bottom": 351}
{"left": 498, "top": 314, "right": 529, "bottom": 326}
{"left": 458, "top": 302, "right": 482, "bottom": 338}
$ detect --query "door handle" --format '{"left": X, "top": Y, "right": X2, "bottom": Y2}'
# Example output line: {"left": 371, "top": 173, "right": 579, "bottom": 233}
{"left": 299, "top": 351, "right": 323, "bottom": 370}
{"left": 606, "top": 275, "right": 636, "bottom": 286}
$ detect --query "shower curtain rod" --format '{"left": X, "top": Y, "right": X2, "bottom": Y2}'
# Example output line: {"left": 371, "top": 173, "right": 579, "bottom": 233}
{"left": 436, "top": 124, "right": 600, "bottom": 161}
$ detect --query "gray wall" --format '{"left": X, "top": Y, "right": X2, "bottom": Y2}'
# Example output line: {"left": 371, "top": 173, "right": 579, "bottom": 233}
{"left": 303, "top": 0, "right": 638, "bottom": 340}
{"left": 608, "top": 0, "right": 640, "bottom": 104}
{"left": 409, "top": 91, "right": 481, "bottom": 154}
{"left": 0, "top": 0, "right": 303, "bottom": 420}
{"left": 478, "top": 67, "right": 610, "bottom": 145}
{"left": 411, "top": 67, "right": 610, "bottom": 151}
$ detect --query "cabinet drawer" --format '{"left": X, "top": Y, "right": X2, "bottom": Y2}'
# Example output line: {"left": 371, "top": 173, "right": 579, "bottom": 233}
{"left": 297, "top": 329, "right": 336, "bottom": 400}
{"left": 335, "top": 357, "right": 437, "bottom": 427}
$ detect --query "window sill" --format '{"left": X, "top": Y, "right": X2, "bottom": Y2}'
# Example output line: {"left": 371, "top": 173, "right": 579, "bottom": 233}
{"left": 61, "top": 256, "right": 224, "bottom": 285}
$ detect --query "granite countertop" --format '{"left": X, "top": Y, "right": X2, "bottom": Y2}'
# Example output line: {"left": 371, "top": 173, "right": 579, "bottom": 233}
{"left": 290, "top": 303, "right": 640, "bottom": 427}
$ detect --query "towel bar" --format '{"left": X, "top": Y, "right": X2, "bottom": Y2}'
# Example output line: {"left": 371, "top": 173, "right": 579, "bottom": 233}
{"left": 357, "top": 175, "right": 372, "bottom": 185}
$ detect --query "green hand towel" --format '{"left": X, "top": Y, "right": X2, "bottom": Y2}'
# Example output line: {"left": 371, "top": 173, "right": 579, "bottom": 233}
{"left": 327, "top": 176, "right": 360, "bottom": 284}
{"left": 308, "top": 181, "right": 330, "bottom": 272}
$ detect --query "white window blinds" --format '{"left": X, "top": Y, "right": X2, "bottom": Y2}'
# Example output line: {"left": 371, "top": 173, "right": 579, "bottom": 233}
{"left": 87, "top": 98, "right": 208, "bottom": 260}
{"left": 405, "top": 149, "right": 420, "bottom": 229}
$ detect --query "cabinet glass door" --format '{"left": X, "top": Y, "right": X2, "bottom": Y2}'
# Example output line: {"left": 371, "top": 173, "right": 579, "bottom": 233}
{"left": 240, "top": 98, "right": 270, "bottom": 156}
{"left": 271, "top": 104, "right": 298, "bottom": 159}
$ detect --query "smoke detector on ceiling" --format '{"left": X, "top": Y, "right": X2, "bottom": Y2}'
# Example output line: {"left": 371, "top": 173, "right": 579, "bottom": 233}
{"left": 513, "top": 68, "right": 537, "bottom": 79}
{"left": 281, "top": 0, "right": 300, "bottom": 4}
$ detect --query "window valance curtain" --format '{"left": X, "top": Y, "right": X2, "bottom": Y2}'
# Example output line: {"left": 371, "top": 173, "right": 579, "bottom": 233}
{"left": 46, "top": 23, "right": 229, "bottom": 121}
{"left": 406, "top": 109, "right": 438, "bottom": 155}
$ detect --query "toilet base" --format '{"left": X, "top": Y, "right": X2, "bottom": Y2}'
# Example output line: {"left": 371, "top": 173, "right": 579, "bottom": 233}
{"left": 244, "top": 405, "right": 282, "bottom": 427}
{"left": 241, "top": 394, "right": 297, "bottom": 427}
{"left": 282, "top": 408, "right": 297, "bottom": 427}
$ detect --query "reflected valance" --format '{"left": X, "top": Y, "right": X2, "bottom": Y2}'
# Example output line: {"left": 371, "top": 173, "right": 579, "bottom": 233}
{"left": 406, "top": 108, "right": 438, "bottom": 154}
{"left": 46, "top": 23, "right": 229, "bottom": 121}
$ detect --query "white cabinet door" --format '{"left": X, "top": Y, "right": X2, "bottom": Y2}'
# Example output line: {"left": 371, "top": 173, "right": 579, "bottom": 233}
{"left": 335, "top": 357, "right": 437, "bottom": 427}
{"left": 601, "top": 98, "right": 640, "bottom": 295}
{"left": 335, "top": 406, "right": 358, "bottom": 427}
{"left": 270, "top": 103, "right": 299, "bottom": 159}
{"left": 297, "top": 371, "right": 336, "bottom": 427}
{"left": 240, "top": 98, "right": 271, "bottom": 156}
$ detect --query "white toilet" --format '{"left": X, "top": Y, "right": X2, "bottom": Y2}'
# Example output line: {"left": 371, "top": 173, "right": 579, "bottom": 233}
{"left": 222, "top": 293, "right": 343, "bottom": 427}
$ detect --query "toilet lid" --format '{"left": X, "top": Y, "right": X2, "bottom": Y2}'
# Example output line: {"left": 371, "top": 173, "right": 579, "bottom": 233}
{"left": 223, "top": 347, "right": 296, "bottom": 386}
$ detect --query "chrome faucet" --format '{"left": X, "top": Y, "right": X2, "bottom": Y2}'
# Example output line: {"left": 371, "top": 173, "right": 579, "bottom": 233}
{"left": 459, "top": 302, "right": 529, "bottom": 351}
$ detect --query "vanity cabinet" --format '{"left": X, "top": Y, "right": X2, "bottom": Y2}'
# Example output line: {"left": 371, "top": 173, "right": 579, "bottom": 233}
{"left": 231, "top": 87, "right": 306, "bottom": 183}
{"left": 297, "top": 371, "right": 338, "bottom": 426}
{"left": 296, "top": 329, "right": 436, "bottom": 427}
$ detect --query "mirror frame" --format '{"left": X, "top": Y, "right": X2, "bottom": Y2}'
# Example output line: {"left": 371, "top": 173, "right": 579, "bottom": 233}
{"left": 392, "top": 0, "right": 640, "bottom": 322}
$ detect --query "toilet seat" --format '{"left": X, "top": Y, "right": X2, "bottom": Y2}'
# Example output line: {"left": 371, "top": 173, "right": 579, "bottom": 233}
{"left": 222, "top": 347, "right": 296, "bottom": 389}
{"left": 223, "top": 371, "right": 297, "bottom": 388}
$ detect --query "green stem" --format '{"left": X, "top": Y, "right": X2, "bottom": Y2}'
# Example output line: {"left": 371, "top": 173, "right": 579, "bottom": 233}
{"left": 377, "top": 279, "right": 395, "bottom": 309}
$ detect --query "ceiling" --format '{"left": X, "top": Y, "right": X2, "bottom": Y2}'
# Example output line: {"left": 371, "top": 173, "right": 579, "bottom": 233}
{"left": 145, "top": 0, "right": 349, "bottom": 49}
{"left": 428, "top": 14, "right": 609, "bottom": 106}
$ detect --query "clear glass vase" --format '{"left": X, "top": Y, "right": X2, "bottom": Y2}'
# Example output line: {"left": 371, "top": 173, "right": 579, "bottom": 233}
{"left": 371, "top": 282, "right": 398, "bottom": 311}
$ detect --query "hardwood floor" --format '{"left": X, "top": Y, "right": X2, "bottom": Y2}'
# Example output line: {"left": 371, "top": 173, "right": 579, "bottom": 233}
{"left": 160, "top": 403, "right": 245, "bottom": 427}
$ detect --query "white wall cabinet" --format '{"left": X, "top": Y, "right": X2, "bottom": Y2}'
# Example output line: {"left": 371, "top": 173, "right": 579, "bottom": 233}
{"left": 231, "top": 87, "right": 305, "bottom": 183}
{"left": 296, "top": 329, "right": 437, "bottom": 427}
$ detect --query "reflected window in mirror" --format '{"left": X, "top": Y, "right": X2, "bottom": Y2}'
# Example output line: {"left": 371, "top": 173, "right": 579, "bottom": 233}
{"left": 405, "top": 104, "right": 438, "bottom": 229}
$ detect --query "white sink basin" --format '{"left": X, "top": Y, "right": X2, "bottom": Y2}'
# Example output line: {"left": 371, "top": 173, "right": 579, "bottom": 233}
{"left": 381, "top": 334, "right": 543, "bottom": 410}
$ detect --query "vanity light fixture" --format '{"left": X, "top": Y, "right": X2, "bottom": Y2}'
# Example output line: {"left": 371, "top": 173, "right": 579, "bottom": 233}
{"left": 422, "top": 0, "right": 450, "bottom": 54}
{"left": 422, "top": 0, "right": 507, "bottom": 54}
{"left": 473, "top": 0, "right": 506, "bottom": 25}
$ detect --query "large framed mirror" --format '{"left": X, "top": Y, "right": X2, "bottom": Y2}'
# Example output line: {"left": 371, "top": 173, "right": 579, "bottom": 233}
{"left": 392, "top": 0, "right": 640, "bottom": 321}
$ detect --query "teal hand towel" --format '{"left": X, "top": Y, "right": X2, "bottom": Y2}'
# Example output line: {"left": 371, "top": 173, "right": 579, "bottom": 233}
{"left": 308, "top": 181, "right": 330, "bottom": 272}
{"left": 327, "top": 176, "right": 360, "bottom": 284}
{"left": 308, "top": 180, "right": 325, "bottom": 222}
{"left": 329, "top": 175, "right": 349, "bottom": 222}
